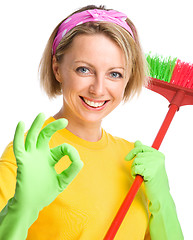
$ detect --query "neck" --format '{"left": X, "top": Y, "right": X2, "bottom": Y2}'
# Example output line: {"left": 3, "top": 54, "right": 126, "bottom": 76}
{"left": 53, "top": 108, "right": 102, "bottom": 142}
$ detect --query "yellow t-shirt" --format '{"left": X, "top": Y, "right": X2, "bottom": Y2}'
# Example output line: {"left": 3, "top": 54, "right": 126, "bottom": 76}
{"left": 0, "top": 117, "right": 150, "bottom": 239}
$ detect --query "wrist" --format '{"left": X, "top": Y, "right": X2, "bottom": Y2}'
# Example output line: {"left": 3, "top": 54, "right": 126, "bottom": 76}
{"left": 0, "top": 197, "right": 40, "bottom": 240}
{"left": 148, "top": 190, "right": 172, "bottom": 213}
{"left": 149, "top": 193, "right": 184, "bottom": 240}
{"left": 146, "top": 169, "right": 170, "bottom": 209}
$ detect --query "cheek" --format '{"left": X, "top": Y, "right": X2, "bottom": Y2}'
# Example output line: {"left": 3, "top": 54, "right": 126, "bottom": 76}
{"left": 110, "top": 82, "right": 127, "bottom": 101}
{"left": 60, "top": 74, "right": 79, "bottom": 93}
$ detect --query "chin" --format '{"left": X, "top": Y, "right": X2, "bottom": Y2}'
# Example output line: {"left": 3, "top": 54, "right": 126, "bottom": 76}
{"left": 80, "top": 114, "right": 104, "bottom": 123}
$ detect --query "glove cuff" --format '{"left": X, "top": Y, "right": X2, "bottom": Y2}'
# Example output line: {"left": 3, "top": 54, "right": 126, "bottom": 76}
{"left": 0, "top": 197, "right": 39, "bottom": 240}
{"left": 149, "top": 193, "right": 184, "bottom": 240}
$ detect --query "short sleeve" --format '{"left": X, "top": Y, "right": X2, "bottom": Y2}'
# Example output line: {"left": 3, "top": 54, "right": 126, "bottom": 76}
{"left": 0, "top": 142, "right": 17, "bottom": 211}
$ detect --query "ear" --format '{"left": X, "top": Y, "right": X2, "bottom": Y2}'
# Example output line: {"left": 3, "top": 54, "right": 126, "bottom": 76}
{"left": 52, "top": 56, "right": 62, "bottom": 83}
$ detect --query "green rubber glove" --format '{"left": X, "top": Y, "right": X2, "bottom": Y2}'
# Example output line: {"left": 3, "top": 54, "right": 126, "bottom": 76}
{"left": 0, "top": 113, "right": 83, "bottom": 240}
{"left": 125, "top": 141, "right": 183, "bottom": 240}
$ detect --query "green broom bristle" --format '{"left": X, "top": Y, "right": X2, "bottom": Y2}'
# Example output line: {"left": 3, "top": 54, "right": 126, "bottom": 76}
{"left": 146, "top": 53, "right": 177, "bottom": 83}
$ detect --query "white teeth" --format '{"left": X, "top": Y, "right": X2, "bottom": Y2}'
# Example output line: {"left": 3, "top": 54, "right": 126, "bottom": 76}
{"left": 83, "top": 98, "right": 106, "bottom": 107}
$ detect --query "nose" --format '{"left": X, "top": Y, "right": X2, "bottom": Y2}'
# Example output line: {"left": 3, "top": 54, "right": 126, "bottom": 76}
{"left": 89, "top": 74, "right": 106, "bottom": 97}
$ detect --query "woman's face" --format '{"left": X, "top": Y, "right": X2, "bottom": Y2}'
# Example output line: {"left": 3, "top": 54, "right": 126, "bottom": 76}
{"left": 53, "top": 34, "right": 129, "bottom": 124}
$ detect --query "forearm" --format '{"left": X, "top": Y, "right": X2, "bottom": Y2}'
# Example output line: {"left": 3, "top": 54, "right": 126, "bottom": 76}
{"left": 149, "top": 193, "right": 184, "bottom": 240}
{"left": 0, "top": 198, "right": 39, "bottom": 240}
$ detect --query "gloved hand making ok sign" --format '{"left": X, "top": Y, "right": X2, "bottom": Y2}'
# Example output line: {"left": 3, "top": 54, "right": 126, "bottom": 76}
{"left": 0, "top": 113, "right": 83, "bottom": 240}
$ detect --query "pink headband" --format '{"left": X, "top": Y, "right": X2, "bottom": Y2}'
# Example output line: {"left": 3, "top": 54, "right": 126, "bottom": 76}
{"left": 52, "top": 9, "right": 134, "bottom": 55}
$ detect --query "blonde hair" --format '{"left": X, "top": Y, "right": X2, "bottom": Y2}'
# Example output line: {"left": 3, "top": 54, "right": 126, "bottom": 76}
{"left": 39, "top": 5, "right": 147, "bottom": 102}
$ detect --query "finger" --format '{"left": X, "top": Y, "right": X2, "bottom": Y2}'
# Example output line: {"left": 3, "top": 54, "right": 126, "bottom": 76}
{"left": 134, "top": 140, "right": 143, "bottom": 147}
{"left": 50, "top": 143, "right": 81, "bottom": 164}
{"left": 58, "top": 160, "right": 83, "bottom": 190}
{"left": 25, "top": 113, "right": 45, "bottom": 151}
{"left": 13, "top": 121, "right": 25, "bottom": 159}
{"left": 125, "top": 147, "right": 142, "bottom": 161}
{"left": 131, "top": 164, "right": 145, "bottom": 179}
{"left": 134, "top": 152, "right": 157, "bottom": 163}
{"left": 125, "top": 142, "right": 154, "bottom": 161}
{"left": 131, "top": 153, "right": 145, "bottom": 165}
{"left": 133, "top": 165, "right": 152, "bottom": 182}
{"left": 125, "top": 140, "right": 143, "bottom": 161}
{"left": 36, "top": 118, "right": 68, "bottom": 148}
{"left": 135, "top": 141, "right": 156, "bottom": 152}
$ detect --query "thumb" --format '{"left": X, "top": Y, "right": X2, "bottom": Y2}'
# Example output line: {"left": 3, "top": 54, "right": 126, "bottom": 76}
{"left": 125, "top": 140, "right": 143, "bottom": 161}
{"left": 58, "top": 158, "right": 83, "bottom": 190}
{"left": 57, "top": 144, "right": 83, "bottom": 190}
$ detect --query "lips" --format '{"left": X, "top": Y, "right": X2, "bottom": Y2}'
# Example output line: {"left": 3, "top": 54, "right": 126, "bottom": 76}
{"left": 80, "top": 96, "right": 109, "bottom": 109}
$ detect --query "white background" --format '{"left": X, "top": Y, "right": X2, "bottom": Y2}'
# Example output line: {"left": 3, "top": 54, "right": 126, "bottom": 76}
{"left": 0, "top": 0, "right": 192, "bottom": 238}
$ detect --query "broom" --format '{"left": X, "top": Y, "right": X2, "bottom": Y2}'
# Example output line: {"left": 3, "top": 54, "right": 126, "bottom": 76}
{"left": 104, "top": 53, "right": 193, "bottom": 239}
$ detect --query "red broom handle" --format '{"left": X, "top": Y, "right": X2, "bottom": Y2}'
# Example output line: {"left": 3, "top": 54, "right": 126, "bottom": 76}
{"left": 103, "top": 103, "right": 180, "bottom": 240}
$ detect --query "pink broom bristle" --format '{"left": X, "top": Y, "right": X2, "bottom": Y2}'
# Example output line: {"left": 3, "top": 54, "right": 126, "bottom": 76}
{"left": 171, "top": 59, "right": 193, "bottom": 89}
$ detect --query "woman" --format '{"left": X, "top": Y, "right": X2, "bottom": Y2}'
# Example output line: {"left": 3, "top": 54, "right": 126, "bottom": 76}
{"left": 0, "top": 5, "right": 183, "bottom": 240}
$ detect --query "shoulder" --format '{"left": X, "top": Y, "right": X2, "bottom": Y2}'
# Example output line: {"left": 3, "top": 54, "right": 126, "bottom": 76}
{"left": 104, "top": 130, "right": 135, "bottom": 151}
{"left": 41, "top": 116, "right": 55, "bottom": 128}
{"left": 0, "top": 141, "right": 15, "bottom": 164}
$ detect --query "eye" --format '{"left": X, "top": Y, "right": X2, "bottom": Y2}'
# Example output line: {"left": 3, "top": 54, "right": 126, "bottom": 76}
{"left": 110, "top": 72, "right": 123, "bottom": 79}
{"left": 76, "top": 67, "right": 90, "bottom": 74}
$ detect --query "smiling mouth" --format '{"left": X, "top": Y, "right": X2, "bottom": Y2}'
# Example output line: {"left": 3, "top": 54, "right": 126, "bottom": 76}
{"left": 80, "top": 96, "right": 108, "bottom": 108}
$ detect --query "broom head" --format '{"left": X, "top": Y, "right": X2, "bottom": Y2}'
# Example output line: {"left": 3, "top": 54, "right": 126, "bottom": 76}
{"left": 146, "top": 53, "right": 193, "bottom": 107}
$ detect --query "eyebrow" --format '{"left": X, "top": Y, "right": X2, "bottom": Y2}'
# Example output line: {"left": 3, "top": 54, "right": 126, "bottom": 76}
{"left": 74, "top": 60, "right": 95, "bottom": 68}
{"left": 74, "top": 60, "right": 125, "bottom": 70}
